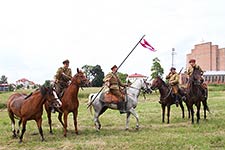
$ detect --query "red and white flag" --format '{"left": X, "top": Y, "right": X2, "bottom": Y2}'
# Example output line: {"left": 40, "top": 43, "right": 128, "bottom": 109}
{"left": 140, "top": 39, "right": 156, "bottom": 52}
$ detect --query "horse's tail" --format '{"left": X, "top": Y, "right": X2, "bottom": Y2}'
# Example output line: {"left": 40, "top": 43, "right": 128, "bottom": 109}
{"left": 88, "top": 93, "right": 95, "bottom": 115}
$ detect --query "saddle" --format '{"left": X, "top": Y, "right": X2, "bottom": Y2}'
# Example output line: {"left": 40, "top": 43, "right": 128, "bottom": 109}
{"left": 100, "top": 92, "right": 121, "bottom": 104}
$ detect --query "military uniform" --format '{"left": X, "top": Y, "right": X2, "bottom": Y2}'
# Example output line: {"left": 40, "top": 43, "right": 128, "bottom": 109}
{"left": 103, "top": 71, "right": 127, "bottom": 101}
{"left": 187, "top": 64, "right": 203, "bottom": 77}
{"left": 187, "top": 59, "right": 207, "bottom": 98}
{"left": 54, "top": 63, "right": 72, "bottom": 97}
{"left": 166, "top": 72, "right": 179, "bottom": 94}
{"left": 166, "top": 67, "right": 181, "bottom": 106}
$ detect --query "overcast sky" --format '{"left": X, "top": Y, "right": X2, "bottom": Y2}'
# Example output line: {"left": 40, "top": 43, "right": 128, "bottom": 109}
{"left": 1, "top": 0, "right": 225, "bottom": 84}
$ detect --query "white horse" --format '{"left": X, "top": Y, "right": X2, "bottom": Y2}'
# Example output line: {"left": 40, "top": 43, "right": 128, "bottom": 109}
{"left": 88, "top": 78, "right": 151, "bottom": 131}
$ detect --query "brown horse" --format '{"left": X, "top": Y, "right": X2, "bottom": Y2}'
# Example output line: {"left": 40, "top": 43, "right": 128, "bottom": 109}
{"left": 150, "top": 76, "right": 187, "bottom": 123}
{"left": 45, "top": 68, "right": 89, "bottom": 137}
{"left": 186, "top": 67, "right": 210, "bottom": 124}
{"left": 7, "top": 85, "right": 61, "bottom": 143}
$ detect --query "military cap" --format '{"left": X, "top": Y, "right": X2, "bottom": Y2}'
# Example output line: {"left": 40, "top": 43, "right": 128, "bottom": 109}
{"left": 189, "top": 59, "right": 196, "bottom": 63}
{"left": 63, "top": 59, "right": 70, "bottom": 64}
{"left": 111, "top": 65, "right": 118, "bottom": 70}
{"left": 170, "top": 67, "right": 176, "bottom": 71}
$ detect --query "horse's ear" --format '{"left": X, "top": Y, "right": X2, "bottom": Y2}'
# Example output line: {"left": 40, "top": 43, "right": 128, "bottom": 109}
{"left": 77, "top": 68, "right": 79, "bottom": 73}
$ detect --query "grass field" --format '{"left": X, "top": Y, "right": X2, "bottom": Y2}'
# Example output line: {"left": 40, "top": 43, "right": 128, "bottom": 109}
{"left": 0, "top": 86, "right": 225, "bottom": 150}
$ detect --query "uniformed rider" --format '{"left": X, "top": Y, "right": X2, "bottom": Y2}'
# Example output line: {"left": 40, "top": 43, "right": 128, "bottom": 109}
{"left": 166, "top": 67, "right": 180, "bottom": 106}
{"left": 103, "top": 65, "right": 128, "bottom": 112}
{"left": 54, "top": 59, "right": 72, "bottom": 97}
{"left": 187, "top": 59, "right": 207, "bottom": 98}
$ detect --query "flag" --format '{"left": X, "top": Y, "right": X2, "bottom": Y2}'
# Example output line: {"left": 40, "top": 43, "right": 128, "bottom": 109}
{"left": 140, "top": 39, "right": 156, "bottom": 52}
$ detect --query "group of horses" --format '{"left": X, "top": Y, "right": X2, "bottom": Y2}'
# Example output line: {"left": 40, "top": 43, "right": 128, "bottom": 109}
{"left": 6, "top": 67, "right": 210, "bottom": 143}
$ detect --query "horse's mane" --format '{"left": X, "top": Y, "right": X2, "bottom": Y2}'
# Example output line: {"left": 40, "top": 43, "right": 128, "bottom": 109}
{"left": 157, "top": 76, "right": 168, "bottom": 87}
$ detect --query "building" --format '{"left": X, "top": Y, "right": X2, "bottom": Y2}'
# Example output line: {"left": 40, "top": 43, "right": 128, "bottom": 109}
{"left": 0, "top": 83, "right": 9, "bottom": 91}
{"left": 185, "top": 42, "right": 225, "bottom": 84}
{"left": 127, "top": 73, "right": 147, "bottom": 83}
{"left": 16, "top": 78, "right": 36, "bottom": 89}
{"left": 186, "top": 42, "right": 225, "bottom": 71}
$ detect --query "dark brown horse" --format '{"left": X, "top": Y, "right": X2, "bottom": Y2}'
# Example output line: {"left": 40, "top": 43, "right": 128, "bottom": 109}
{"left": 45, "top": 68, "right": 89, "bottom": 137}
{"left": 150, "top": 76, "right": 186, "bottom": 123}
{"left": 7, "top": 85, "right": 61, "bottom": 143}
{"left": 186, "top": 67, "right": 210, "bottom": 124}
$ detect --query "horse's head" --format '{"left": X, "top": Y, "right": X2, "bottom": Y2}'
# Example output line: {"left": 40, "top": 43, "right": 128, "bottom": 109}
{"left": 150, "top": 76, "right": 164, "bottom": 90}
{"left": 40, "top": 85, "right": 62, "bottom": 108}
{"left": 71, "top": 68, "right": 90, "bottom": 87}
{"left": 141, "top": 79, "right": 152, "bottom": 94}
{"left": 189, "top": 67, "right": 202, "bottom": 86}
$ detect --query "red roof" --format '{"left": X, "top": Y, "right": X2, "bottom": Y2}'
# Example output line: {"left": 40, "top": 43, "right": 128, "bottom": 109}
{"left": 128, "top": 73, "right": 146, "bottom": 78}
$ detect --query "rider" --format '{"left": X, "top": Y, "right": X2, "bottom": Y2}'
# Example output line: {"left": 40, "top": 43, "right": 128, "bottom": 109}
{"left": 103, "top": 65, "right": 128, "bottom": 112}
{"left": 165, "top": 67, "right": 181, "bottom": 107}
{"left": 51, "top": 59, "right": 72, "bottom": 113}
{"left": 54, "top": 59, "right": 72, "bottom": 97}
{"left": 187, "top": 59, "right": 207, "bottom": 98}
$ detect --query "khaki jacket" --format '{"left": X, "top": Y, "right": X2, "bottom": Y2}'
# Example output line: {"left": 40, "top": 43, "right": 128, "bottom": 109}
{"left": 166, "top": 72, "right": 179, "bottom": 86}
{"left": 187, "top": 64, "right": 203, "bottom": 76}
{"left": 55, "top": 67, "right": 72, "bottom": 83}
{"left": 103, "top": 72, "right": 126, "bottom": 90}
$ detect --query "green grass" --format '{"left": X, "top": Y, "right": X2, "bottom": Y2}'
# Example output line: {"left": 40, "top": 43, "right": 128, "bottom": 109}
{"left": 0, "top": 86, "right": 225, "bottom": 149}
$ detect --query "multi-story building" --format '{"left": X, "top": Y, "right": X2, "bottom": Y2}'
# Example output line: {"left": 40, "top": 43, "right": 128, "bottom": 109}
{"left": 184, "top": 42, "right": 225, "bottom": 84}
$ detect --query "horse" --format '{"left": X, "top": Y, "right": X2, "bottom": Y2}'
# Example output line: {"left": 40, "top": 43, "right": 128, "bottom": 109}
{"left": 45, "top": 68, "right": 89, "bottom": 137}
{"left": 150, "top": 76, "right": 187, "bottom": 124}
{"left": 7, "top": 85, "right": 61, "bottom": 143}
{"left": 88, "top": 78, "right": 151, "bottom": 131}
{"left": 186, "top": 67, "right": 210, "bottom": 124}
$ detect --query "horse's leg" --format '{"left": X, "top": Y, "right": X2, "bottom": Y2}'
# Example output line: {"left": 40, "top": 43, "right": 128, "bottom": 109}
{"left": 186, "top": 103, "right": 191, "bottom": 119}
{"left": 17, "top": 119, "right": 22, "bottom": 135}
{"left": 129, "top": 108, "right": 139, "bottom": 130}
{"left": 190, "top": 105, "right": 194, "bottom": 124}
{"left": 202, "top": 99, "right": 209, "bottom": 120}
{"left": 125, "top": 112, "right": 131, "bottom": 130}
{"left": 19, "top": 119, "right": 27, "bottom": 143}
{"left": 36, "top": 118, "right": 44, "bottom": 142}
{"left": 63, "top": 111, "right": 69, "bottom": 137}
{"left": 179, "top": 101, "right": 185, "bottom": 118}
{"left": 73, "top": 109, "right": 78, "bottom": 135}
{"left": 94, "top": 106, "right": 107, "bottom": 131}
{"left": 161, "top": 104, "right": 165, "bottom": 123}
{"left": 58, "top": 112, "right": 64, "bottom": 127}
{"left": 196, "top": 102, "right": 201, "bottom": 124}
{"left": 167, "top": 105, "right": 170, "bottom": 124}
{"left": 9, "top": 112, "right": 17, "bottom": 138}
{"left": 46, "top": 108, "right": 53, "bottom": 134}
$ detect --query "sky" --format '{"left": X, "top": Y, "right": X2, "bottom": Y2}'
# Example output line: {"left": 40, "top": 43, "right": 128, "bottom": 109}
{"left": 1, "top": 0, "right": 225, "bottom": 84}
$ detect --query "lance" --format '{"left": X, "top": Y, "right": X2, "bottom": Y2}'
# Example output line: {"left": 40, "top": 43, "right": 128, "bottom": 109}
{"left": 87, "top": 35, "right": 146, "bottom": 108}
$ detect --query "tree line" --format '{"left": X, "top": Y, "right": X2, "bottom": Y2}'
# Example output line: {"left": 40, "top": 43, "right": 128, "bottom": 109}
{"left": 1, "top": 57, "right": 164, "bottom": 88}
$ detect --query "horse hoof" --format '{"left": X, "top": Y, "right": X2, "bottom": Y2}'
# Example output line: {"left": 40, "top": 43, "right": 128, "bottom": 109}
{"left": 125, "top": 128, "right": 129, "bottom": 131}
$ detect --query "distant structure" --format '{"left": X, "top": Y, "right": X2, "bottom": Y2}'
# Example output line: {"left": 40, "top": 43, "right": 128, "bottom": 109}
{"left": 126, "top": 73, "right": 147, "bottom": 83}
{"left": 16, "top": 78, "right": 36, "bottom": 89}
{"left": 183, "top": 42, "right": 225, "bottom": 84}
{"left": 186, "top": 42, "right": 225, "bottom": 71}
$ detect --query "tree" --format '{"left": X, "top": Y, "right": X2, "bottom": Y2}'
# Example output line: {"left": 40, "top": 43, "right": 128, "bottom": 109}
{"left": 150, "top": 57, "right": 164, "bottom": 79}
{"left": 82, "top": 65, "right": 94, "bottom": 81}
{"left": 0, "top": 75, "right": 8, "bottom": 84}
{"left": 117, "top": 72, "right": 128, "bottom": 83}
{"left": 43, "top": 80, "right": 51, "bottom": 87}
{"left": 90, "top": 65, "right": 104, "bottom": 87}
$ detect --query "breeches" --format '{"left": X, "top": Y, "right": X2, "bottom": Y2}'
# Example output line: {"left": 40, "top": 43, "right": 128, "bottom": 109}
{"left": 172, "top": 85, "right": 179, "bottom": 94}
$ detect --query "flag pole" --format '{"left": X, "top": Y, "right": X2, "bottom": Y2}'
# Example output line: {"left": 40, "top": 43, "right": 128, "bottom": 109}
{"left": 87, "top": 35, "right": 145, "bottom": 109}
{"left": 117, "top": 35, "right": 145, "bottom": 70}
